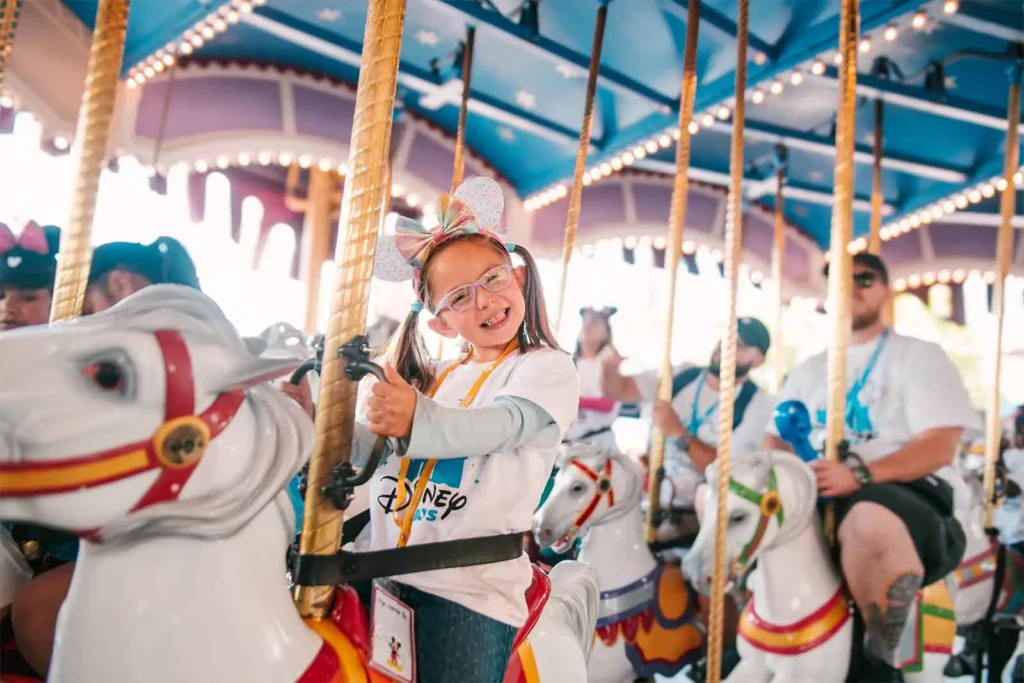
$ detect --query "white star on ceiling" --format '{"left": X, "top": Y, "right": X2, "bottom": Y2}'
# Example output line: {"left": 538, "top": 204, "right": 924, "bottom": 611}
{"left": 499, "top": 127, "right": 516, "bottom": 142}
{"left": 809, "top": 170, "right": 825, "bottom": 182}
{"left": 317, "top": 8, "right": 342, "bottom": 22}
{"left": 415, "top": 30, "right": 439, "bottom": 46}
{"left": 515, "top": 90, "right": 536, "bottom": 109}
{"left": 945, "top": 75, "right": 958, "bottom": 90}
{"left": 556, "top": 63, "right": 582, "bottom": 79}
{"left": 863, "top": 132, "right": 875, "bottom": 145}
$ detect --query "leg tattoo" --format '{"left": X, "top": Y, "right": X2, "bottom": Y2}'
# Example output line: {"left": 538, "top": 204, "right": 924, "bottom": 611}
{"left": 864, "top": 573, "right": 922, "bottom": 663}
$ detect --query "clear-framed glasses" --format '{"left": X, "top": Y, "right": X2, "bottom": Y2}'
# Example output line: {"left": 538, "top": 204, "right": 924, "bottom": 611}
{"left": 434, "top": 264, "right": 514, "bottom": 313}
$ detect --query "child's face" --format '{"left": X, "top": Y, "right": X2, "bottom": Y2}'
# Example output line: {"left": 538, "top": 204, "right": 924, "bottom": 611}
{"left": 0, "top": 286, "right": 52, "bottom": 330}
{"left": 427, "top": 239, "right": 526, "bottom": 351}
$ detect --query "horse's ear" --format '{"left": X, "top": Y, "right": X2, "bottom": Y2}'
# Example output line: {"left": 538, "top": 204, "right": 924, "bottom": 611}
{"left": 214, "top": 355, "right": 301, "bottom": 391}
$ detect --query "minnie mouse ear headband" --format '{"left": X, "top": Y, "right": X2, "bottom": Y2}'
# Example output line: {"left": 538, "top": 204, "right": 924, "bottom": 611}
{"left": 89, "top": 236, "right": 201, "bottom": 290}
{"left": 0, "top": 221, "right": 61, "bottom": 290}
{"left": 580, "top": 306, "right": 618, "bottom": 319}
{"left": 373, "top": 177, "right": 510, "bottom": 309}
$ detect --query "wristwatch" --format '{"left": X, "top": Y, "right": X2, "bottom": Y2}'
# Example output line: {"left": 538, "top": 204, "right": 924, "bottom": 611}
{"left": 845, "top": 453, "right": 873, "bottom": 486}
{"left": 674, "top": 433, "right": 692, "bottom": 453}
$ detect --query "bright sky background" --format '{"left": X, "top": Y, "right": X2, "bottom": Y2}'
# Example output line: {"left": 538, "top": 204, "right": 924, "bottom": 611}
{"left": 2, "top": 110, "right": 1022, "bottom": 424}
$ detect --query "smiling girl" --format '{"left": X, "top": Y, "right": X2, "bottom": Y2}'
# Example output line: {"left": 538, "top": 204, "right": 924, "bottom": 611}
{"left": 362, "top": 177, "right": 579, "bottom": 682}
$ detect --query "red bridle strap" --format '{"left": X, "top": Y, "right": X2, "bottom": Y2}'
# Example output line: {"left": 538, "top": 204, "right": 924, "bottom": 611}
{"left": 0, "top": 330, "right": 245, "bottom": 515}
{"left": 569, "top": 458, "right": 615, "bottom": 531}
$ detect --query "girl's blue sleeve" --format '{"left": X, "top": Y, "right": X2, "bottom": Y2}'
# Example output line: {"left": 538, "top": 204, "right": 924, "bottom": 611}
{"left": 401, "top": 395, "right": 556, "bottom": 459}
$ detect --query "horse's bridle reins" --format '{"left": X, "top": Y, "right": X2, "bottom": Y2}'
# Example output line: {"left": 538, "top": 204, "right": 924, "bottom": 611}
{"left": 566, "top": 457, "right": 616, "bottom": 535}
{"left": 0, "top": 330, "right": 245, "bottom": 533}
{"left": 727, "top": 467, "right": 785, "bottom": 579}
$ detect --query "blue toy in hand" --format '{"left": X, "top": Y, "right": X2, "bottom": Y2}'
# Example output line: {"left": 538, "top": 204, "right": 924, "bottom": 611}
{"left": 774, "top": 400, "right": 820, "bottom": 464}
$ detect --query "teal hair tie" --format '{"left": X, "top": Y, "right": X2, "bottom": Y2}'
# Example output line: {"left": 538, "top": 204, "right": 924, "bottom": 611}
{"left": 506, "top": 242, "right": 516, "bottom": 253}
{"left": 411, "top": 300, "right": 423, "bottom": 313}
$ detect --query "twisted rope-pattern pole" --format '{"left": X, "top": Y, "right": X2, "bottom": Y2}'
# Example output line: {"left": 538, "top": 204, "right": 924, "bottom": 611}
{"left": 0, "top": 0, "right": 21, "bottom": 90}
{"left": 983, "top": 67, "right": 1021, "bottom": 530}
{"left": 771, "top": 164, "right": 786, "bottom": 392}
{"left": 554, "top": 2, "right": 608, "bottom": 333}
{"left": 295, "top": 0, "right": 406, "bottom": 619}
{"left": 645, "top": 0, "right": 701, "bottom": 545}
{"left": 707, "top": 1, "right": 748, "bottom": 680}
{"left": 49, "top": 0, "right": 130, "bottom": 323}
{"left": 822, "top": 0, "right": 860, "bottom": 542}
{"left": 450, "top": 25, "right": 475, "bottom": 192}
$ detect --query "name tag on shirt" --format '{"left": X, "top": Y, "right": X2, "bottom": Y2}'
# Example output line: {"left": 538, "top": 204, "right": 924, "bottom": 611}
{"left": 370, "top": 584, "right": 416, "bottom": 683}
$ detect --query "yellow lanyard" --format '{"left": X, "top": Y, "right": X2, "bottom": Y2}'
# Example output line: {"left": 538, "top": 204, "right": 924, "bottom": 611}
{"left": 393, "top": 340, "right": 519, "bottom": 547}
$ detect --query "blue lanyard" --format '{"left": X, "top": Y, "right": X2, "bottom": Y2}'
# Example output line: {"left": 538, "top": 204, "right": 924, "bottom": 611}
{"left": 688, "top": 371, "right": 719, "bottom": 434}
{"left": 844, "top": 329, "right": 889, "bottom": 427}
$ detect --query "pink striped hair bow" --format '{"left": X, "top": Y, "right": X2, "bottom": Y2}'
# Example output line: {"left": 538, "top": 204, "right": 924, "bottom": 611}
{"left": 0, "top": 221, "right": 49, "bottom": 255}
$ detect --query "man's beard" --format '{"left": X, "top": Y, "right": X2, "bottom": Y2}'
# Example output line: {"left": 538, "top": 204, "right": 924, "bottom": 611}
{"left": 852, "top": 308, "right": 881, "bottom": 331}
{"left": 708, "top": 354, "right": 752, "bottom": 379}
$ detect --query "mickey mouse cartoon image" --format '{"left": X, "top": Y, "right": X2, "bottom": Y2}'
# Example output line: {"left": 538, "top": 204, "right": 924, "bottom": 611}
{"left": 388, "top": 636, "right": 403, "bottom": 671}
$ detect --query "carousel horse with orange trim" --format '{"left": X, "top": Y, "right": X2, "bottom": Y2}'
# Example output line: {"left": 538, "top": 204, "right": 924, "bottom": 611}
{"left": 683, "top": 447, "right": 956, "bottom": 683}
{"left": 533, "top": 443, "right": 705, "bottom": 683}
{"left": 0, "top": 285, "right": 600, "bottom": 683}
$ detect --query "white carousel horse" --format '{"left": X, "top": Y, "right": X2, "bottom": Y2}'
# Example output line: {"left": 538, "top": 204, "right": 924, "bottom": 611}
{"left": 533, "top": 443, "right": 704, "bottom": 683}
{"left": 0, "top": 284, "right": 599, "bottom": 683}
{"left": 682, "top": 450, "right": 956, "bottom": 683}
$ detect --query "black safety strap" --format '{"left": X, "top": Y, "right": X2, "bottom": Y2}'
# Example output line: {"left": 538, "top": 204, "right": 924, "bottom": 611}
{"left": 291, "top": 531, "right": 525, "bottom": 586}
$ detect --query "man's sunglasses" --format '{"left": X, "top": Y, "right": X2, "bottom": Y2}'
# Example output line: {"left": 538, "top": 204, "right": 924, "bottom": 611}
{"left": 853, "top": 271, "right": 880, "bottom": 289}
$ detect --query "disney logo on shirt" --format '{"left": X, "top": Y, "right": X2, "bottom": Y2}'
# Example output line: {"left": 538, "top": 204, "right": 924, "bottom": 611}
{"left": 376, "top": 458, "right": 470, "bottom": 522}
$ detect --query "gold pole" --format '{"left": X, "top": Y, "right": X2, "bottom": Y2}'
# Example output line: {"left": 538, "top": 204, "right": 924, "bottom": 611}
{"left": 554, "top": 3, "right": 608, "bottom": 333}
{"left": 822, "top": 0, "right": 860, "bottom": 542}
{"left": 868, "top": 98, "right": 883, "bottom": 254}
{"left": 295, "top": 0, "right": 407, "bottom": 619}
{"left": 300, "top": 169, "right": 336, "bottom": 334}
{"left": 450, "top": 25, "right": 475, "bottom": 191}
{"left": 49, "top": 0, "right": 130, "bottom": 323}
{"left": 707, "top": 0, "right": 748, "bottom": 680}
{"left": 0, "top": 0, "right": 21, "bottom": 89}
{"left": 644, "top": 0, "right": 701, "bottom": 545}
{"left": 771, "top": 161, "right": 786, "bottom": 392}
{"left": 982, "top": 68, "right": 1021, "bottom": 529}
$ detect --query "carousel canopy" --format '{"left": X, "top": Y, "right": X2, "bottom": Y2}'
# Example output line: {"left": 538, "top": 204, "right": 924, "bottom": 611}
{"left": 10, "top": 0, "right": 1023, "bottom": 290}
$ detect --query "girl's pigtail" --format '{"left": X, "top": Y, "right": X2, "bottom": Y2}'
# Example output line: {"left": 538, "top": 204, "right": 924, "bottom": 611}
{"left": 381, "top": 306, "right": 435, "bottom": 391}
{"left": 512, "top": 244, "right": 562, "bottom": 352}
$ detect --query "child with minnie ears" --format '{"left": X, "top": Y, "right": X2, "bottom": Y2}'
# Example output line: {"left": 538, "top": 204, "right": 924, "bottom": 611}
{"left": 361, "top": 177, "right": 579, "bottom": 682}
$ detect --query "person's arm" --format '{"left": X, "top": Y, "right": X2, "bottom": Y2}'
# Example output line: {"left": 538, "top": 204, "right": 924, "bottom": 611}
{"left": 351, "top": 422, "right": 393, "bottom": 467}
{"left": 599, "top": 348, "right": 643, "bottom": 403}
{"left": 401, "top": 395, "right": 557, "bottom": 459}
{"left": 685, "top": 438, "right": 718, "bottom": 473}
{"left": 863, "top": 427, "right": 963, "bottom": 483}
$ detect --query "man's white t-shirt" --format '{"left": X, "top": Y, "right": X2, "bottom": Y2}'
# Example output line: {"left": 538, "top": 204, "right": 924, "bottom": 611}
{"left": 633, "top": 366, "right": 775, "bottom": 503}
{"left": 365, "top": 349, "right": 579, "bottom": 627}
{"left": 765, "top": 331, "right": 981, "bottom": 485}
{"left": 563, "top": 355, "right": 620, "bottom": 444}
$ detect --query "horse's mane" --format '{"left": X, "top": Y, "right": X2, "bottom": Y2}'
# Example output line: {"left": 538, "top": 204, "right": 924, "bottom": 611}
{"left": 78, "top": 285, "right": 315, "bottom": 544}
{"left": 706, "top": 450, "right": 818, "bottom": 536}
{"left": 556, "top": 442, "right": 644, "bottom": 508}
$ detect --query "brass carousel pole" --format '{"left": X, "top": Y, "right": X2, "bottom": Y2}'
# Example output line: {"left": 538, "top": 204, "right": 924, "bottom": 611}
{"left": 295, "top": 0, "right": 407, "bottom": 619}
{"left": 771, "top": 147, "right": 786, "bottom": 392}
{"left": 437, "top": 24, "right": 476, "bottom": 360}
{"left": 0, "top": 0, "right": 21, "bottom": 89}
{"left": 553, "top": 1, "right": 608, "bottom": 333}
{"left": 707, "top": 0, "right": 748, "bottom": 679}
{"left": 49, "top": 0, "right": 131, "bottom": 323}
{"left": 644, "top": 0, "right": 701, "bottom": 544}
{"left": 822, "top": 0, "right": 860, "bottom": 541}
{"left": 868, "top": 87, "right": 893, "bottom": 325}
{"left": 982, "top": 64, "right": 1021, "bottom": 530}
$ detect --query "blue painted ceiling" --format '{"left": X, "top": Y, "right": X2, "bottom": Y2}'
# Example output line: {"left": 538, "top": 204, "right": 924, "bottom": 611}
{"left": 63, "top": 0, "right": 1024, "bottom": 249}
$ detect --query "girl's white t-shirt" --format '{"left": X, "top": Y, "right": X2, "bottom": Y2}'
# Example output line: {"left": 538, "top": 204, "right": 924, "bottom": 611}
{"left": 766, "top": 331, "right": 981, "bottom": 484}
{"left": 365, "top": 348, "right": 579, "bottom": 627}
{"left": 563, "top": 355, "right": 620, "bottom": 442}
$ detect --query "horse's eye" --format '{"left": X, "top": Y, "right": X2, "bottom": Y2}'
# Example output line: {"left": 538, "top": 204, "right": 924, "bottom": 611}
{"left": 570, "top": 482, "right": 586, "bottom": 495}
{"left": 728, "top": 512, "right": 748, "bottom": 526}
{"left": 81, "top": 355, "right": 132, "bottom": 397}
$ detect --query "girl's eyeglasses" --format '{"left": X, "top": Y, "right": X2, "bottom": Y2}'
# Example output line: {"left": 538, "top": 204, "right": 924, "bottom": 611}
{"left": 434, "top": 264, "right": 514, "bottom": 313}
{"left": 853, "top": 271, "right": 879, "bottom": 289}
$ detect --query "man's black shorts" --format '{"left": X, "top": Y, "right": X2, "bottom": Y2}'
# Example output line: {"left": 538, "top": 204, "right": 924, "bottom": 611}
{"left": 834, "top": 481, "right": 966, "bottom": 587}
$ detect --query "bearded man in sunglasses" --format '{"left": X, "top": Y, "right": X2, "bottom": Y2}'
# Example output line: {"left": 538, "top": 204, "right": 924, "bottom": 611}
{"left": 764, "top": 252, "right": 975, "bottom": 680}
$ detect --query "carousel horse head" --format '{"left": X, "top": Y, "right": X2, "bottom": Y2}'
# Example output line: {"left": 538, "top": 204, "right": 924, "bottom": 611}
{"left": 533, "top": 442, "right": 643, "bottom": 553}
{"left": 683, "top": 450, "right": 818, "bottom": 594}
{"left": 0, "top": 284, "right": 314, "bottom": 546}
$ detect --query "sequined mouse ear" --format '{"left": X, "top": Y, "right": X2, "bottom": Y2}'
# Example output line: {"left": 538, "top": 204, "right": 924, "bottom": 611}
{"left": 373, "top": 233, "right": 416, "bottom": 283}
{"left": 453, "top": 177, "right": 504, "bottom": 234}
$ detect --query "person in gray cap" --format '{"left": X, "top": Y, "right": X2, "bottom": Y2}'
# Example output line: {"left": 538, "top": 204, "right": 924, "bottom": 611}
{"left": 599, "top": 316, "right": 775, "bottom": 491}
{"left": 83, "top": 236, "right": 200, "bottom": 315}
